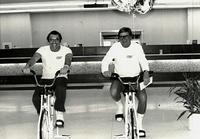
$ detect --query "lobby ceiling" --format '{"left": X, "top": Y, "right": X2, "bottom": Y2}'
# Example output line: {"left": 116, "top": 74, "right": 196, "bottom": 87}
{"left": 0, "top": 0, "right": 107, "bottom": 4}
{"left": 0, "top": 0, "right": 199, "bottom": 14}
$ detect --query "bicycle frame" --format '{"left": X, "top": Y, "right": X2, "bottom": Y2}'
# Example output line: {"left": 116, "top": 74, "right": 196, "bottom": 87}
{"left": 31, "top": 70, "right": 71, "bottom": 139}
{"left": 124, "top": 84, "right": 139, "bottom": 139}
{"left": 120, "top": 77, "right": 140, "bottom": 139}
{"left": 30, "top": 70, "right": 58, "bottom": 139}
{"left": 113, "top": 71, "right": 153, "bottom": 139}
{"left": 37, "top": 88, "right": 55, "bottom": 139}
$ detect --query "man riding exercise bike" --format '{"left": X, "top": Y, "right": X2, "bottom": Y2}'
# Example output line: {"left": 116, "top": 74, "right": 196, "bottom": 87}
{"left": 22, "top": 30, "right": 73, "bottom": 127}
{"left": 101, "top": 27, "right": 150, "bottom": 137}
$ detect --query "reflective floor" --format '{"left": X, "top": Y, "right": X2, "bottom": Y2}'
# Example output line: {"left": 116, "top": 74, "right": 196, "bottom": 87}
{"left": 0, "top": 84, "right": 198, "bottom": 139}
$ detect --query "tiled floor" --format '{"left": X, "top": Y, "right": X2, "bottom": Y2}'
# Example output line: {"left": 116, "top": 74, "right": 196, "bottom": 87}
{"left": 0, "top": 84, "right": 198, "bottom": 139}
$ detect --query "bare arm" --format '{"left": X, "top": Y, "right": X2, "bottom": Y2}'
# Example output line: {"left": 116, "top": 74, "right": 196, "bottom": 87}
{"left": 22, "top": 52, "right": 41, "bottom": 73}
{"left": 101, "top": 46, "right": 115, "bottom": 77}
{"left": 65, "top": 53, "right": 73, "bottom": 67}
{"left": 60, "top": 53, "right": 73, "bottom": 74}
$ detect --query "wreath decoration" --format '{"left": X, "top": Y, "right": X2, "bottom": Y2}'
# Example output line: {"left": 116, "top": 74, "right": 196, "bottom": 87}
{"left": 112, "top": 0, "right": 155, "bottom": 14}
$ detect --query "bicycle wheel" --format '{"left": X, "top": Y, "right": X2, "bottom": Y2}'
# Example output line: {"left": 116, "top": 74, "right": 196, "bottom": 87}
{"left": 130, "top": 108, "right": 136, "bottom": 139}
{"left": 39, "top": 109, "right": 51, "bottom": 139}
{"left": 127, "top": 108, "right": 135, "bottom": 139}
{"left": 131, "top": 108, "right": 140, "bottom": 139}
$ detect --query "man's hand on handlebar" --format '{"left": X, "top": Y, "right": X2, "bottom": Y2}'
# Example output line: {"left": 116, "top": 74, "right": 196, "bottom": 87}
{"left": 22, "top": 67, "right": 31, "bottom": 74}
{"left": 143, "top": 70, "right": 150, "bottom": 85}
{"left": 102, "top": 71, "right": 113, "bottom": 77}
{"left": 60, "top": 65, "right": 70, "bottom": 75}
{"left": 103, "top": 63, "right": 115, "bottom": 77}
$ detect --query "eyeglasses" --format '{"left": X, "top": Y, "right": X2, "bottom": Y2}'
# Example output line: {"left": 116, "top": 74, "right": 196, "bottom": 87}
{"left": 119, "top": 35, "right": 130, "bottom": 39}
{"left": 49, "top": 38, "right": 60, "bottom": 43}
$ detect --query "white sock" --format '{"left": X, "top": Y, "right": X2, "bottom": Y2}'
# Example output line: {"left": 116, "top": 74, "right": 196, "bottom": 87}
{"left": 56, "top": 111, "right": 64, "bottom": 121}
{"left": 137, "top": 113, "right": 144, "bottom": 130}
{"left": 115, "top": 100, "right": 123, "bottom": 114}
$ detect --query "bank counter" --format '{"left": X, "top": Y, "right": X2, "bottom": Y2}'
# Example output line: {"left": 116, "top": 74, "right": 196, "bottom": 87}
{"left": 1, "top": 45, "right": 200, "bottom": 90}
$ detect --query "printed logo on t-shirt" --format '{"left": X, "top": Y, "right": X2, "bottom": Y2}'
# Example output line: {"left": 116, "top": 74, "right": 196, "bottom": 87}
{"left": 56, "top": 56, "right": 62, "bottom": 59}
{"left": 127, "top": 55, "right": 133, "bottom": 58}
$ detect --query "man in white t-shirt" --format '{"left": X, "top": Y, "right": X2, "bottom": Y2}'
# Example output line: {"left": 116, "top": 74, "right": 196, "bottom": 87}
{"left": 101, "top": 27, "right": 150, "bottom": 137}
{"left": 22, "top": 30, "right": 73, "bottom": 127}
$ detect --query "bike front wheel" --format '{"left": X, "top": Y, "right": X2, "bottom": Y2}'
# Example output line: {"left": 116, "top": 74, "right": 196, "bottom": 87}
{"left": 126, "top": 108, "right": 137, "bottom": 139}
{"left": 39, "top": 109, "right": 53, "bottom": 139}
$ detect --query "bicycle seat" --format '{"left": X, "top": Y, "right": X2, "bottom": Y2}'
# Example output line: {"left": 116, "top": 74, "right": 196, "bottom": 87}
{"left": 123, "top": 83, "right": 138, "bottom": 93}
{"left": 120, "top": 77, "right": 138, "bottom": 83}
{"left": 111, "top": 73, "right": 139, "bottom": 84}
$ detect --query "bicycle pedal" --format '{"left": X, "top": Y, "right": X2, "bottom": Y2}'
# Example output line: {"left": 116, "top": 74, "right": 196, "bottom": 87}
{"left": 55, "top": 120, "right": 64, "bottom": 128}
{"left": 55, "top": 125, "right": 64, "bottom": 128}
{"left": 115, "top": 114, "right": 124, "bottom": 122}
{"left": 113, "top": 134, "right": 126, "bottom": 139}
{"left": 54, "top": 134, "right": 71, "bottom": 139}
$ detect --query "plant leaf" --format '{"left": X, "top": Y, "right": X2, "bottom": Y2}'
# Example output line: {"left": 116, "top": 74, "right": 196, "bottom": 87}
{"left": 177, "top": 110, "right": 187, "bottom": 120}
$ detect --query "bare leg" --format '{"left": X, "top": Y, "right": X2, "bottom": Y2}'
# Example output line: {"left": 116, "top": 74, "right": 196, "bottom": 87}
{"left": 110, "top": 80, "right": 124, "bottom": 121}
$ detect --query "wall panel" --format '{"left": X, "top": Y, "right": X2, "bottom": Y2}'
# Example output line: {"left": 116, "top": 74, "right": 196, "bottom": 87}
{"left": 188, "top": 8, "right": 200, "bottom": 44}
{"left": 134, "top": 9, "right": 187, "bottom": 45}
{"left": 0, "top": 13, "right": 32, "bottom": 48}
{"left": 0, "top": 8, "right": 199, "bottom": 48}
{"left": 30, "top": 11, "right": 133, "bottom": 47}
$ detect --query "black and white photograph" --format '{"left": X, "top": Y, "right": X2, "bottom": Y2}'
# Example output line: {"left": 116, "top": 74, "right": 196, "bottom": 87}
{"left": 1, "top": 0, "right": 200, "bottom": 139}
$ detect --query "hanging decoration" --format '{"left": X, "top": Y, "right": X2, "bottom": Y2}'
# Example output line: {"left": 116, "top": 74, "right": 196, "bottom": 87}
{"left": 112, "top": 0, "right": 155, "bottom": 14}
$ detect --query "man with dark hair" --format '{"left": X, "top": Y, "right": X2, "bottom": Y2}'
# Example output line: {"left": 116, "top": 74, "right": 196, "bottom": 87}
{"left": 22, "top": 30, "right": 73, "bottom": 127}
{"left": 46, "top": 30, "right": 62, "bottom": 42}
{"left": 101, "top": 27, "right": 150, "bottom": 137}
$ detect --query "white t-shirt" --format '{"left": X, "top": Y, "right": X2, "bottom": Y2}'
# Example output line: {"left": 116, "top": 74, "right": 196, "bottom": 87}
{"left": 36, "top": 45, "right": 72, "bottom": 79}
{"left": 101, "top": 41, "right": 149, "bottom": 77}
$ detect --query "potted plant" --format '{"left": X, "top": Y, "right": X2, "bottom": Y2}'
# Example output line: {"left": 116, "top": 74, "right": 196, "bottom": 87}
{"left": 169, "top": 72, "right": 200, "bottom": 131}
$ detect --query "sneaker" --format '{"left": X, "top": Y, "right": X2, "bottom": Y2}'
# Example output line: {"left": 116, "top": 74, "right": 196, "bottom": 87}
{"left": 55, "top": 111, "right": 64, "bottom": 128}
{"left": 115, "top": 100, "right": 124, "bottom": 122}
{"left": 139, "top": 130, "right": 146, "bottom": 138}
{"left": 115, "top": 114, "right": 124, "bottom": 122}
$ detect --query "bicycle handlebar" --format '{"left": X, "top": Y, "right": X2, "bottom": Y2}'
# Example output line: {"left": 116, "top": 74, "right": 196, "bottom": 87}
{"left": 111, "top": 71, "right": 153, "bottom": 90}
{"left": 30, "top": 69, "right": 60, "bottom": 88}
{"left": 111, "top": 73, "right": 140, "bottom": 85}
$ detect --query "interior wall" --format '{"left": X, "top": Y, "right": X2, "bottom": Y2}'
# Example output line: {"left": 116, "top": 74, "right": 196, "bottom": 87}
{"left": 0, "top": 8, "right": 199, "bottom": 48}
{"left": 0, "top": 18, "right": 1, "bottom": 47}
{"left": 187, "top": 8, "right": 200, "bottom": 44}
{"left": 0, "top": 13, "right": 32, "bottom": 48}
{"left": 134, "top": 9, "right": 188, "bottom": 45}
{"left": 31, "top": 9, "right": 188, "bottom": 46}
{"left": 0, "top": 0, "right": 76, "bottom": 4}
{"left": 30, "top": 11, "right": 133, "bottom": 47}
